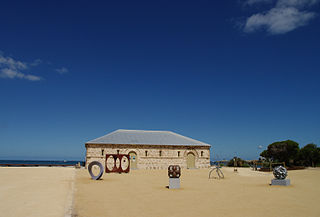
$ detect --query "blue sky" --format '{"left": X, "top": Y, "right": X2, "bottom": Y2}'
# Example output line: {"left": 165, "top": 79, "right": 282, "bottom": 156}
{"left": 0, "top": 0, "right": 319, "bottom": 161}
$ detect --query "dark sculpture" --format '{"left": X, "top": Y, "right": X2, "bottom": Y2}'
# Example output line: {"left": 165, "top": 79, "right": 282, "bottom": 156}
{"left": 273, "top": 166, "right": 287, "bottom": 179}
{"left": 168, "top": 165, "right": 181, "bottom": 178}
{"left": 209, "top": 165, "right": 224, "bottom": 179}
{"left": 105, "top": 154, "right": 130, "bottom": 173}
{"left": 88, "top": 161, "right": 104, "bottom": 180}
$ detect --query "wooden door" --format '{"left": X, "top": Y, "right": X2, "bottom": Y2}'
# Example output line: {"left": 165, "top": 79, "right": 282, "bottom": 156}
{"left": 129, "top": 152, "right": 137, "bottom": 169}
{"left": 187, "top": 152, "right": 195, "bottom": 169}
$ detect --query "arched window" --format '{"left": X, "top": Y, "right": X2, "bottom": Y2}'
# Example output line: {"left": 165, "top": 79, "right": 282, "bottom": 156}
{"left": 117, "top": 150, "right": 120, "bottom": 155}
{"left": 101, "top": 149, "right": 104, "bottom": 156}
{"left": 145, "top": 150, "right": 148, "bottom": 157}
{"left": 201, "top": 151, "right": 204, "bottom": 157}
{"left": 159, "top": 150, "right": 162, "bottom": 156}
{"left": 178, "top": 151, "right": 180, "bottom": 157}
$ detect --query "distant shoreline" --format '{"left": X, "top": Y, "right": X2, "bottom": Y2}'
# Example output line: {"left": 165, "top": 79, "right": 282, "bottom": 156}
{"left": 0, "top": 160, "right": 85, "bottom": 167}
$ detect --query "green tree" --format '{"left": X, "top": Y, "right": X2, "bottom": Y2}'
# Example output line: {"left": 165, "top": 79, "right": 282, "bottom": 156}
{"left": 298, "top": 143, "right": 320, "bottom": 167}
{"left": 260, "top": 150, "right": 270, "bottom": 160}
{"left": 260, "top": 140, "right": 299, "bottom": 166}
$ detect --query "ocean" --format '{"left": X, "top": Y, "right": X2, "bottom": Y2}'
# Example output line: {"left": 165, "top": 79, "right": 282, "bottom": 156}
{"left": 0, "top": 160, "right": 85, "bottom": 167}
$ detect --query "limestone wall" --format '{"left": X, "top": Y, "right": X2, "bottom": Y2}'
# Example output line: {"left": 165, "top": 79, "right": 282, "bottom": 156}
{"left": 85, "top": 144, "right": 210, "bottom": 169}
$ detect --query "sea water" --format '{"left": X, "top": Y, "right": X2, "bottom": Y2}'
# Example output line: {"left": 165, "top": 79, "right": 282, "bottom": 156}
{"left": 0, "top": 160, "right": 85, "bottom": 166}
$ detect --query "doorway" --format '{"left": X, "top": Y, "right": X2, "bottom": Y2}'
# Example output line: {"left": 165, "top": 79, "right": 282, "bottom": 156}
{"left": 187, "top": 152, "right": 195, "bottom": 169}
{"left": 129, "top": 152, "right": 137, "bottom": 169}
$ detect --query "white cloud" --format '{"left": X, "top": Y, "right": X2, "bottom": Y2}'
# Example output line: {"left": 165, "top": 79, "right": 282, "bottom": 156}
{"left": 56, "top": 67, "right": 68, "bottom": 74}
{"left": 0, "top": 68, "right": 41, "bottom": 81}
{"left": 276, "top": 0, "right": 319, "bottom": 8}
{"left": 0, "top": 54, "right": 42, "bottom": 81}
{"left": 244, "top": 7, "right": 316, "bottom": 34}
{"left": 24, "top": 74, "right": 41, "bottom": 81}
{"left": 243, "top": 0, "right": 319, "bottom": 34}
{"left": 0, "top": 56, "right": 27, "bottom": 70}
{"left": 0, "top": 68, "right": 24, "bottom": 79}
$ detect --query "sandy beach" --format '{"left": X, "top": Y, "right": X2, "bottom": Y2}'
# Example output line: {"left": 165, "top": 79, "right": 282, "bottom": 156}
{"left": 73, "top": 167, "right": 320, "bottom": 217}
{"left": 1, "top": 167, "right": 319, "bottom": 217}
{"left": 0, "top": 167, "right": 75, "bottom": 217}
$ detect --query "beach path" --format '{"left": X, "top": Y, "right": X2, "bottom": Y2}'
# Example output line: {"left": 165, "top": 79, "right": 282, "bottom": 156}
{"left": 0, "top": 167, "right": 75, "bottom": 217}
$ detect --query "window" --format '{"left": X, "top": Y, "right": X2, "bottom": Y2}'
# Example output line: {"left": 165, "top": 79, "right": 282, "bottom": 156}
{"left": 178, "top": 151, "right": 180, "bottom": 157}
{"left": 117, "top": 150, "right": 120, "bottom": 155}
{"left": 145, "top": 151, "right": 148, "bottom": 156}
{"left": 101, "top": 149, "right": 104, "bottom": 156}
{"left": 159, "top": 151, "right": 162, "bottom": 156}
{"left": 201, "top": 151, "right": 204, "bottom": 157}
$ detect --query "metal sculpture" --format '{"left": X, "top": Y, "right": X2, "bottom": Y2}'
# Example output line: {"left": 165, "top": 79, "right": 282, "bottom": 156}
{"left": 209, "top": 165, "right": 224, "bottom": 179}
{"left": 273, "top": 166, "right": 287, "bottom": 180}
{"left": 168, "top": 165, "right": 181, "bottom": 178}
{"left": 105, "top": 154, "right": 130, "bottom": 173}
{"left": 88, "top": 161, "right": 104, "bottom": 180}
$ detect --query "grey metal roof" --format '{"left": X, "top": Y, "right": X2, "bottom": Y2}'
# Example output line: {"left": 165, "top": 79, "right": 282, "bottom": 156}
{"left": 86, "top": 129, "right": 211, "bottom": 147}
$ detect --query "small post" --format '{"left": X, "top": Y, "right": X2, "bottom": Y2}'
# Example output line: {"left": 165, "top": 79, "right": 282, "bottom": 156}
{"left": 270, "top": 161, "right": 272, "bottom": 172}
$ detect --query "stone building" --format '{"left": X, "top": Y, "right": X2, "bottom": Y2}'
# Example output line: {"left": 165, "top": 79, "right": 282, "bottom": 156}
{"left": 85, "top": 129, "right": 211, "bottom": 169}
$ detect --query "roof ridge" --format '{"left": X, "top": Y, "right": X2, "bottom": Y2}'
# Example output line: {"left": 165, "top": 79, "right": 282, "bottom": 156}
{"left": 117, "top": 129, "right": 171, "bottom": 133}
